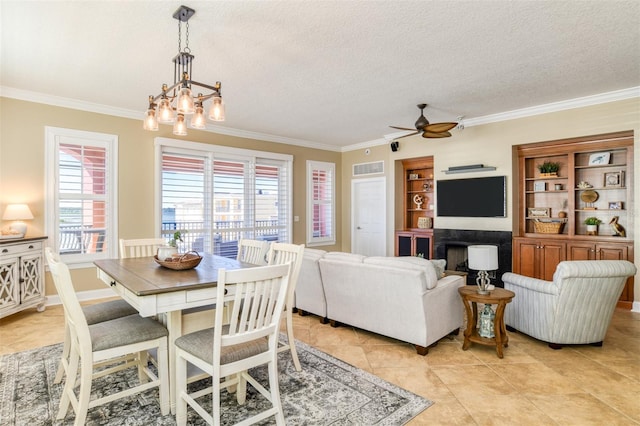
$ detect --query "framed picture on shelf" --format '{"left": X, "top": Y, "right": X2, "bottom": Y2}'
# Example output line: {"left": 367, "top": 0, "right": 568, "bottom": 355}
{"left": 409, "top": 173, "right": 419, "bottom": 180}
{"left": 604, "top": 171, "right": 623, "bottom": 187}
{"left": 588, "top": 152, "right": 610, "bottom": 165}
{"left": 608, "top": 201, "right": 623, "bottom": 210}
{"left": 533, "top": 182, "right": 546, "bottom": 192}
{"left": 527, "top": 207, "right": 551, "bottom": 218}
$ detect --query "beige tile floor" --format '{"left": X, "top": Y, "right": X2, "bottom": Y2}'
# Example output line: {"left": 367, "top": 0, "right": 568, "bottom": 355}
{"left": 2, "top": 302, "right": 639, "bottom": 425}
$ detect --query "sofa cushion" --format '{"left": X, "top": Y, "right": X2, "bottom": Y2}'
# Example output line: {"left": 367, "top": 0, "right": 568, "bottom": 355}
{"left": 323, "top": 252, "right": 365, "bottom": 263}
{"left": 363, "top": 256, "right": 439, "bottom": 290}
{"left": 303, "top": 248, "right": 327, "bottom": 261}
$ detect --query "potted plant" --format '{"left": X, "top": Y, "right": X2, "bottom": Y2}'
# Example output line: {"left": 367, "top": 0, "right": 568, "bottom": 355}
{"left": 584, "top": 217, "right": 602, "bottom": 235}
{"left": 537, "top": 161, "right": 561, "bottom": 177}
{"left": 157, "top": 231, "right": 186, "bottom": 259}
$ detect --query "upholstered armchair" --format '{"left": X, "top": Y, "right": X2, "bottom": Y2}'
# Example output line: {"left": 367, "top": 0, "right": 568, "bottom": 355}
{"left": 502, "top": 260, "right": 636, "bottom": 349}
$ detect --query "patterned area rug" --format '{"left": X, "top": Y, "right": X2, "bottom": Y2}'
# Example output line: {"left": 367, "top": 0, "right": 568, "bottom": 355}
{"left": 0, "top": 337, "right": 432, "bottom": 425}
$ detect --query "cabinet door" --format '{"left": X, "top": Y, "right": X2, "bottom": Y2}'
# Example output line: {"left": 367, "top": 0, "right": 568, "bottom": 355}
{"left": 414, "top": 234, "right": 431, "bottom": 259}
{"left": 539, "top": 241, "right": 566, "bottom": 281}
{"left": 396, "top": 233, "right": 413, "bottom": 256}
{"left": 567, "top": 242, "right": 595, "bottom": 260}
{"left": 0, "top": 257, "right": 20, "bottom": 314}
{"left": 19, "top": 253, "right": 43, "bottom": 304}
{"left": 513, "top": 239, "right": 538, "bottom": 278}
{"left": 597, "top": 243, "right": 628, "bottom": 260}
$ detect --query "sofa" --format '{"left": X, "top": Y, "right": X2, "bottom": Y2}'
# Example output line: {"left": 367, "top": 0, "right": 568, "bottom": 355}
{"left": 502, "top": 260, "right": 637, "bottom": 348}
{"left": 295, "top": 250, "right": 465, "bottom": 355}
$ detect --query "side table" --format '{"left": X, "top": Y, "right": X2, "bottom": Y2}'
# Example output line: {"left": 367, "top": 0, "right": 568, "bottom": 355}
{"left": 458, "top": 285, "right": 515, "bottom": 358}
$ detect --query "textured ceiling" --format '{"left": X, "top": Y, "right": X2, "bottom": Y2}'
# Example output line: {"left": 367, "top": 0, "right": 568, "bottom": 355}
{"left": 1, "top": 1, "right": 639, "bottom": 150}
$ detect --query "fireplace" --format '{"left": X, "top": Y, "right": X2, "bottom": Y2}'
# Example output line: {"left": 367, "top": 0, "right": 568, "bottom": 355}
{"left": 434, "top": 229, "right": 512, "bottom": 287}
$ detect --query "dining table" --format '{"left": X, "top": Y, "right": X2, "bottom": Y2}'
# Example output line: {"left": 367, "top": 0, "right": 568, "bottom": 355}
{"left": 94, "top": 253, "right": 255, "bottom": 413}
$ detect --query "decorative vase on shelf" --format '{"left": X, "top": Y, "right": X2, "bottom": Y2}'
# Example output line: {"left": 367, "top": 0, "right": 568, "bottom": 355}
{"left": 586, "top": 224, "right": 598, "bottom": 236}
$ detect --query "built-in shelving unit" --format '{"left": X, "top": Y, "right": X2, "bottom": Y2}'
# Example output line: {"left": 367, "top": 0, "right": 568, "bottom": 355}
{"left": 514, "top": 130, "right": 634, "bottom": 308}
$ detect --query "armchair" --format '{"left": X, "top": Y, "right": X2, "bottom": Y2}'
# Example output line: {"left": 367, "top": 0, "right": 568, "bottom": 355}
{"left": 502, "top": 260, "right": 636, "bottom": 348}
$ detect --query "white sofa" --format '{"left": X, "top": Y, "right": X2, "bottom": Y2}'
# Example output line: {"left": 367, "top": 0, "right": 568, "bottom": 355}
{"left": 502, "top": 260, "right": 637, "bottom": 348}
{"left": 294, "top": 248, "right": 329, "bottom": 323}
{"left": 306, "top": 252, "right": 465, "bottom": 355}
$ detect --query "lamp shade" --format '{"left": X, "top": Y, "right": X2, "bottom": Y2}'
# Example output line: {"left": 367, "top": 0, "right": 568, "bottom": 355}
{"left": 2, "top": 204, "right": 34, "bottom": 221}
{"left": 468, "top": 245, "right": 498, "bottom": 271}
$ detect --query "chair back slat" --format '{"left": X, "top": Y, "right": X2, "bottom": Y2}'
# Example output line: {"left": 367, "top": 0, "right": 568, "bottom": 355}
{"left": 218, "top": 263, "right": 291, "bottom": 352}
{"left": 44, "top": 248, "right": 91, "bottom": 353}
{"left": 119, "top": 238, "right": 167, "bottom": 259}
{"left": 266, "top": 243, "right": 305, "bottom": 309}
{"left": 237, "top": 239, "right": 270, "bottom": 265}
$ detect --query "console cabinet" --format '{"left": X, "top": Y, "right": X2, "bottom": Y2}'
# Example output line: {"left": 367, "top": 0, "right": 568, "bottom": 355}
{"left": 514, "top": 131, "right": 634, "bottom": 308}
{"left": 0, "top": 236, "right": 47, "bottom": 319}
{"left": 396, "top": 157, "right": 434, "bottom": 258}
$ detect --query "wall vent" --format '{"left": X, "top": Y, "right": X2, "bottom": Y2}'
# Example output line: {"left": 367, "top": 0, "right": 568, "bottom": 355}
{"left": 353, "top": 161, "right": 384, "bottom": 176}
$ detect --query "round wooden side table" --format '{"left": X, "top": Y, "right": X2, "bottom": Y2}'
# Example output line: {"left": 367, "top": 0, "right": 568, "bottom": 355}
{"left": 458, "top": 285, "right": 515, "bottom": 358}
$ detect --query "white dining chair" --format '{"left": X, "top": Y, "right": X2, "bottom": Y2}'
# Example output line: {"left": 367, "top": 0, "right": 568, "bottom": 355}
{"left": 174, "top": 262, "right": 292, "bottom": 426}
{"left": 52, "top": 241, "right": 142, "bottom": 384}
{"left": 119, "top": 237, "right": 166, "bottom": 259}
{"left": 237, "top": 238, "right": 270, "bottom": 265}
{"left": 45, "top": 248, "right": 170, "bottom": 425}
{"left": 266, "top": 242, "right": 305, "bottom": 371}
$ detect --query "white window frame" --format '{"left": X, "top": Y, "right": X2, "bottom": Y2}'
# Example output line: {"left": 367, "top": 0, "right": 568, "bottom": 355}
{"left": 306, "top": 160, "right": 336, "bottom": 247}
{"left": 44, "top": 127, "right": 119, "bottom": 268}
{"left": 154, "top": 137, "right": 293, "bottom": 250}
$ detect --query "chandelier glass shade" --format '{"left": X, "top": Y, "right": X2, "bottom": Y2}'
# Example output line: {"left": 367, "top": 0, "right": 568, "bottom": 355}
{"left": 143, "top": 5, "right": 225, "bottom": 136}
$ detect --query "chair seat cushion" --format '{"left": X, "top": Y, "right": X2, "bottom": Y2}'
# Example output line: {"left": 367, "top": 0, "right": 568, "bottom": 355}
{"left": 83, "top": 299, "right": 138, "bottom": 325}
{"left": 175, "top": 326, "right": 268, "bottom": 365}
{"left": 89, "top": 314, "right": 168, "bottom": 351}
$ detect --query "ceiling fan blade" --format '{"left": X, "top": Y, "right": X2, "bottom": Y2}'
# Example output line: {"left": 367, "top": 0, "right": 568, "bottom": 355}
{"left": 393, "top": 131, "right": 421, "bottom": 139}
{"left": 425, "top": 122, "right": 457, "bottom": 133}
{"left": 389, "top": 126, "right": 416, "bottom": 131}
{"left": 422, "top": 130, "right": 452, "bottom": 138}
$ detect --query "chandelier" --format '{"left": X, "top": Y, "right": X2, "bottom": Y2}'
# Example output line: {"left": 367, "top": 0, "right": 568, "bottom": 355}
{"left": 143, "top": 5, "right": 225, "bottom": 135}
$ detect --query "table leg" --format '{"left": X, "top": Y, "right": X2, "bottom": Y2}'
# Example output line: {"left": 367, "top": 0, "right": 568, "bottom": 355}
{"left": 461, "top": 298, "right": 474, "bottom": 351}
{"left": 166, "top": 310, "right": 183, "bottom": 415}
{"left": 494, "top": 301, "right": 507, "bottom": 358}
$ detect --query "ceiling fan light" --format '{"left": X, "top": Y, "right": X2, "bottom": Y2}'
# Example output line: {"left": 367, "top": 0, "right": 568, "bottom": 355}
{"left": 176, "top": 86, "right": 195, "bottom": 114}
{"left": 208, "top": 95, "right": 225, "bottom": 121}
{"left": 143, "top": 108, "right": 159, "bottom": 131}
{"left": 157, "top": 98, "right": 175, "bottom": 123}
{"left": 173, "top": 113, "right": 188, "bottom": 136}
{"left": 190, "top": 105, "right": 207, "bottom": 129}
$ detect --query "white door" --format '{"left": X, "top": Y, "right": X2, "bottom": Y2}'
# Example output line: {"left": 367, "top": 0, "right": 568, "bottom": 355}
{"left": 352, "top": 177, "right": 386, "bottom": 256}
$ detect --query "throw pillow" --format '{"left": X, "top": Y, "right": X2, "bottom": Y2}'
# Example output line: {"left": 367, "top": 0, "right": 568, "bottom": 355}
{"left": 429, "top": 259, "right": 447, "bottom": 278}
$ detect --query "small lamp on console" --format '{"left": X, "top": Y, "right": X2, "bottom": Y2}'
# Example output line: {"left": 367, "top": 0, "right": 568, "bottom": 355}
{"left": 468, "top": 245, "right": 498, "bottom": 295}
{"left": 2, "top": 204, "right": 34, "bottom": 236}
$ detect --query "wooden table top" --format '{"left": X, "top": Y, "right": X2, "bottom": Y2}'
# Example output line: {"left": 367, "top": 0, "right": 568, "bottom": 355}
{"left": 94, "top": 254, "right": 254, "bottom": 297}
{"left": 458, "top": 285, "right": 515, "bottom": 303}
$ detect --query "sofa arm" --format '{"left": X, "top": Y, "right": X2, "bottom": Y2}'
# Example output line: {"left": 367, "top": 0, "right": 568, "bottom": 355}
{"left": 502, "top": 272, "right": 559, "bottom": 296}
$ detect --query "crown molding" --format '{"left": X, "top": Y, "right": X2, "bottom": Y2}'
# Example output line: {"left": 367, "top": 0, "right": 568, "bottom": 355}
{"left": 2, "top": 86, "right": 637, "bottom": 154}
{"left": 0, "top": 86, "right": 342, "bottom": 152}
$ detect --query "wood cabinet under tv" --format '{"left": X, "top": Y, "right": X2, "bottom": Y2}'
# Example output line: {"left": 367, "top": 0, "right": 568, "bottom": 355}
{"left": 396, "top": 157, "right": 434, "bottom": 258}
{"left": 514, "top": 131, "right": 634, "bottom": 308}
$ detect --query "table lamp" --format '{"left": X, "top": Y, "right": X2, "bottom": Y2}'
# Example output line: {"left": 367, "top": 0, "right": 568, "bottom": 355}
{"left": 468, "top": 245, "right": 498, "bottom": 295}
{"left": 2, "top": 204, "right": 34, "bottom": 235}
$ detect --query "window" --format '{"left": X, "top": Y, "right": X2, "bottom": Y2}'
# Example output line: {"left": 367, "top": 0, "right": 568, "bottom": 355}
{"left": 306, "top": 160, "right": 335, "bottom": 246}
{"left": 45, "top": 127, "right": 118, "bottom": 266}
{"left": 156, "top": 138, "right": 292, "bottom": 259}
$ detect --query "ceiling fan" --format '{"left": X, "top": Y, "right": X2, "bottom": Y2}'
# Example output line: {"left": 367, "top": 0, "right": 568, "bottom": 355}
{"left": 390, "top": 104, "right": 458, "bottom": 138}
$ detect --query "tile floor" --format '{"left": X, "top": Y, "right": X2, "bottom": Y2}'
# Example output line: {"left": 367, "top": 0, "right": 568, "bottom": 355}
{"left": 1, "top": 301, "right": 639, "bottom": 425}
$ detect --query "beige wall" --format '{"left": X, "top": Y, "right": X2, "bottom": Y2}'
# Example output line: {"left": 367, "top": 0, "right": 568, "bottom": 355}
{"left": 341, "top": 97, "right": 640, "bottom": 303}
{"left": 0, "top": 97, "right": 341, "bottom": 294}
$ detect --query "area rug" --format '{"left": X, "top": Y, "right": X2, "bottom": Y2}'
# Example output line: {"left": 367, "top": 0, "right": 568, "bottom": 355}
{"left": 0, "top": 337, "right": 432, "bottom": 425}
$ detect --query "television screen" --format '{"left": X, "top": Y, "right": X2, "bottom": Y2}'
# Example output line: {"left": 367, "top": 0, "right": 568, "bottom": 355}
{"left": 436, "top": 176, "right": 506, "bottom": 217}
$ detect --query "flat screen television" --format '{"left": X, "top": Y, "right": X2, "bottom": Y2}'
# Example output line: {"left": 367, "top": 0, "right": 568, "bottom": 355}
{"left": 436, "top": 176, "right": 507, "bottom": 217}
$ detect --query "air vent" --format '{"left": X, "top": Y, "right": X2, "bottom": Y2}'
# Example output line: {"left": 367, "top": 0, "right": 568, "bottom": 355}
{"left": 353, "top": 161, "right": 384, "bottom": 176}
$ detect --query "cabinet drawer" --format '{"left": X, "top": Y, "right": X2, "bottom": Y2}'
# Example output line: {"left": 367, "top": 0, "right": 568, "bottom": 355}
{"left": 0, "top": 241, "right": 43, "bottom": 256}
